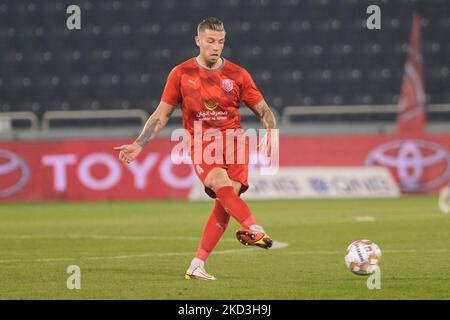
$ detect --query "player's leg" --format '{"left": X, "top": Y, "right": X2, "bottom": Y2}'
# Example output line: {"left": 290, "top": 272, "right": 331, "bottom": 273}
{"left": 229, "top": 180, "right": 273, "bottom": 249}
{"left": 195, "top": 181, "right": 243, "bottom": 260}
{"left": 186, "top": 200, "right": 227, "bottom": 280}
{"left": 205, "top": 168, "right": 272, "bottom": 249}
{"left": 226, "top": 137, "right": 273, "bottom": 249}
{"left": 204, "top": 167, "right": 258, "bottom": 229}
{"left": 194, "top": 200, "right": 230, "bottom": 262}
{"left": 186, "top": 184, "right": 240, "bottom": 280}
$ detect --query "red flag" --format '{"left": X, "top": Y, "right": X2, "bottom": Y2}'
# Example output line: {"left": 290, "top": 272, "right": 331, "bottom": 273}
{"left": 396, "top": 14, "right": 426, "bottom": 135}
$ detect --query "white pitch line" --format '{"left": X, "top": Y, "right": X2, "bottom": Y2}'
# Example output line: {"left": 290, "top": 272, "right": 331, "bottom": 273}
{"left": 0, "top": 241, "right": 289, "bottom": 264}
{"left": 0, "top": 234, "right": 292, "bottom": 244}
{"left": 355, "top": 216, "right": 375, "bottom": 222}
{"left": 1, "top": 238, "right": 447, "bottom": 264}
{"left": 0, "top": 234, "right": 236, "bottom": 242}
{"left": 284, "top": 248, "right": 450, "bottom": 255}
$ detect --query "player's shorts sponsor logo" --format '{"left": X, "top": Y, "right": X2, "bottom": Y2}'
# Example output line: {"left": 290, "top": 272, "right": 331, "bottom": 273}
{"left": 221, "top": 79, "right": 234, "bottom": 93}
{"left": 365, "top": 139, "right": 450, "bottom": 192}
{"left": 0, "top": 149, "right": 30, "bottom": 198}
{"left": 204, "top": 100, "right": 218, "bottom": 111}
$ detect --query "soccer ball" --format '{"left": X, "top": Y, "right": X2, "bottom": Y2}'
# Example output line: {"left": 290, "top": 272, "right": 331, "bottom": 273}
{"left": 345, "top": 240, "right": 381, "bottom": 275}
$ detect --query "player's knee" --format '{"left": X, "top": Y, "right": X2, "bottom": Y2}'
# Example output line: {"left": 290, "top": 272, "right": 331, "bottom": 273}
{"left": 208, "top": 178, "right": 231, "bottom": 192}
{"left": 231, "top": 182, "right": 242, "bottom": 196}
{"left": 204, "top": 171, "right": 232, "bottom": 192}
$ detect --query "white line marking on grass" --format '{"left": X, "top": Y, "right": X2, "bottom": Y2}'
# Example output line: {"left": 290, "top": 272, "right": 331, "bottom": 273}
{"left": 284, "top": 248, "right": 450, "bottom": 255}
{"left": 0, "top": 234, "right": 227, "bottom": 241}
{"left": 271, "top": 241, "right": 289, "bottom": 249}
{"left": 284, "top": 250, "right": 339, "bottom": 255}
{"left": 355, "top": 216, "right": 375, "bottom": 222}
{"left": 1, "top": 234, "right": 291, "bottom": 245}
{"left": 0, "top": 241, "right": 289, "bottom": 264}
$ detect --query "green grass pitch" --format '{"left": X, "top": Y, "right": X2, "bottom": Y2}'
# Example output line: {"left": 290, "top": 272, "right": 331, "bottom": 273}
{"left": 0, "top": 197, "right": 449, "bottom": 299}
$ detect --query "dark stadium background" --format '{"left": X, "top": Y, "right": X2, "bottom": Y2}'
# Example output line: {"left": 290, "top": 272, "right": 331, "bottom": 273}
{"left": 0, "top": 0, "right": 448, "bottom": 123}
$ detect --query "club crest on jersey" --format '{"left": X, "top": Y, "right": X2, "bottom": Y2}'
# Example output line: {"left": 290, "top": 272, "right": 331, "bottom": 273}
{"left": 221, "top": 79, "right": 234, "bottom": 92}
{"left": 204, "top": 100, "right": 218, "bottom": 111}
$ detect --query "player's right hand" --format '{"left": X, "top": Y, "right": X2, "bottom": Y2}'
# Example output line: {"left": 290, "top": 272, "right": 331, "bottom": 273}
{"left": 113, "top": 142, "right": 143, "bottom": 164}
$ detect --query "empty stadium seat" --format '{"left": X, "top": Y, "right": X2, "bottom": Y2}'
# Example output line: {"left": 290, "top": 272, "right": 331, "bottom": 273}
{"left": 0, "top": 0, "right": 449, "bottom": 117}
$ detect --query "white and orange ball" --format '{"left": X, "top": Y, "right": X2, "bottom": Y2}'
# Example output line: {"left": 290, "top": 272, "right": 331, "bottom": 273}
{"left": 345, "top": 240, "right": 381, "bottom": 275}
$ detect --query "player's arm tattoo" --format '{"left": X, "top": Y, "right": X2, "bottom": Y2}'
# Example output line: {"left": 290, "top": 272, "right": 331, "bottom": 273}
{"left": 135, "top": 119, "right": 161, "bottom": 148}
{"left": 251, "top": 100, "right": 277, "bottom": 129}
{"left": 135, "top": 103, "right": 176, "bottom": 148}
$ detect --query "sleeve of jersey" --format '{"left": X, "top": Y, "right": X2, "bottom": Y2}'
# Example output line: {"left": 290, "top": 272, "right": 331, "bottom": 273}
{"left": 241, "top": 69, "right": 264, "bottom": 109}
{"left": 161, "top": 67, "right": 181, "bottom": 106}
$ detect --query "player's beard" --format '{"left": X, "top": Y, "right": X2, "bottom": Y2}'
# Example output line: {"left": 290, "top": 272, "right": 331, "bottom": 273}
{"left": 208, "top": 55, "right": 221, "bottom": 67}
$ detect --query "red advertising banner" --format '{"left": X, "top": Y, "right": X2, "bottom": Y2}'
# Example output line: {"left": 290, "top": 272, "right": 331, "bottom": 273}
{"left": 0, "top": 134, "right": 449, "bottom": 202}
{"left": 280, "top": 134, "right": 450, "bottom": 193}
{"left": 0, "top": 139, "right": 194, "bottom": 202}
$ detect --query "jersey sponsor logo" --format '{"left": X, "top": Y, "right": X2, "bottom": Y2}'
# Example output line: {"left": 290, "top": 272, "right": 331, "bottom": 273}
{"left": 221, "top": 79, "right": 234, "bottom": 92}
{"left": 204, "top": 100, "right": 219, "bottom": 111}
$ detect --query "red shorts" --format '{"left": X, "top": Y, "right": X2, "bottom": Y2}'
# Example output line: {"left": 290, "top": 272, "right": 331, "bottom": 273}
{"left": 190, "top": 134, "right": 249, "bottom": 199}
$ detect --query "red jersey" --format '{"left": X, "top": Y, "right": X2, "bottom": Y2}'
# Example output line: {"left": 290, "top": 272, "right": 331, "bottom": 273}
{"left": 161, "top": 57, "right": 263, "bottom": 136}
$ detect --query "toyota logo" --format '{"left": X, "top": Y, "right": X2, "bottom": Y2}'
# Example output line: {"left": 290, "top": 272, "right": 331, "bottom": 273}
{"left": 0, "top": 149, "right": 30, "bottom": 198}
{"left": 365, "top": 139, "right": 450, "bottom": 192}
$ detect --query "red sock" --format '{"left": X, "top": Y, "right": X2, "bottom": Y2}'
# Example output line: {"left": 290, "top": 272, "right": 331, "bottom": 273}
{"left": 195, "top": 200, "right": 230, "bottom": 262}
{"left": 216, "top": 186, "right": 257, "bottom": 229}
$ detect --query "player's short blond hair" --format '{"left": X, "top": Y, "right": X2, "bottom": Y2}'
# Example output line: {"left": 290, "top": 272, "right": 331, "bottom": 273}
{"left": 197, "top": 17, "right": 225, "bottom": 34}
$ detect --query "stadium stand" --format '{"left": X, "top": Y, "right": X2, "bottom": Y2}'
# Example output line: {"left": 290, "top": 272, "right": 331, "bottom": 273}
{"left": 0, "top": 0, "right": 449, "bottom": 124}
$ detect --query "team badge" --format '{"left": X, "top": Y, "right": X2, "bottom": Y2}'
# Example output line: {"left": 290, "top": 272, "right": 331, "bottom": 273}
{"left": 221, "top": 79, "right": 234, "bottom": 92}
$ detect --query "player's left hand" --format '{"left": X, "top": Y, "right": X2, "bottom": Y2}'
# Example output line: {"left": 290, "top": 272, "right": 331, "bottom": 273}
{"left": 259, "top": 129, "right": 277, "bottom": 160}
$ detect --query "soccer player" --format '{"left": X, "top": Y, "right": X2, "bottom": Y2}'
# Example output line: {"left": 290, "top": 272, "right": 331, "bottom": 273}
{"left": 114, "top": 17, "right": 277, "bottom": 280}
